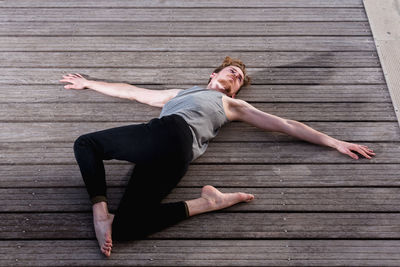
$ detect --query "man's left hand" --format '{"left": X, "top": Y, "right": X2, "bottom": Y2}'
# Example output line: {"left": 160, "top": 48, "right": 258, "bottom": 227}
{"left": 335, "top": 141, "right": 376, "bottom": 159}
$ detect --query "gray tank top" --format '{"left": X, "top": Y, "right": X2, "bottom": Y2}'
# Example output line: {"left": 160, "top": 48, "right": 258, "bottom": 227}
{"left": 159, "top": 86, "right": 230, "bottom": 161}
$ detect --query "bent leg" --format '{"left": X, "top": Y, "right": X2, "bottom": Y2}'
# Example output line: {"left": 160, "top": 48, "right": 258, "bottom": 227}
{"left": 112, "top": 162, "right": 255, "bottom": 241}
{"left": 112, "top": 161, "right": 190, "bottom": 241}
{"left": 74, "top": 115, "right": 193, "bottom": 255}
{"left": 73, "top": 121, "right": 171, "bottom": 204}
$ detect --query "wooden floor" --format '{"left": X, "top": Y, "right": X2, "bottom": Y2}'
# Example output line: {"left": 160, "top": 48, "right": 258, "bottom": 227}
{"left": 1, "top": 0, "right": 400, "bottom": 266}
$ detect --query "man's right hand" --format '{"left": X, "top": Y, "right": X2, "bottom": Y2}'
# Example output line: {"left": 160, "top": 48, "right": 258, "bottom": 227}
{"left": 59, "top": 73, "right": 88, "bottom": 90}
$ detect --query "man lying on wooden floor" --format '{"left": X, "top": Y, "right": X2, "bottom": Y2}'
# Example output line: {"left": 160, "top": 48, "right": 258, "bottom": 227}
{"left": 59, "top": 56, "right": 375, "bottom": 257}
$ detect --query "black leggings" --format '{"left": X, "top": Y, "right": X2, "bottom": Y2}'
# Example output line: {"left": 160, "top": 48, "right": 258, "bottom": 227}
{"left": 73, "top": 114, "right": 194, "bottom": 241}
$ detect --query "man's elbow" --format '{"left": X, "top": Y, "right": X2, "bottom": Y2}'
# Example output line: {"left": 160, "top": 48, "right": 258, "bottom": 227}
{"left": 279, "top": 119, "right": 297, "bottom": 134}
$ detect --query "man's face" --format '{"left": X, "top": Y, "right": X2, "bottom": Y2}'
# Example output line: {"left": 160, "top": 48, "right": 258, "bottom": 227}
{"left": 208, "top": 66, "right": 244, "bottom": 98}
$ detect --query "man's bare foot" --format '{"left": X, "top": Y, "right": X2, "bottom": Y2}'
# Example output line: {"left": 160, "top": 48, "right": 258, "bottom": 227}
{"left": 201, "top": 185, "right": 254, "bottom": 211}
{"left": 92, "top": 202, "right": 114, "bottom": 257}
{"left": 94, "top": 213, "right": 114, "bottom": 257}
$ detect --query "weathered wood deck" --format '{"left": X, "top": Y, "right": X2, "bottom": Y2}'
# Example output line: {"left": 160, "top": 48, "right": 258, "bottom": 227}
{"left": 1, "top": 0, "right": 400, "bottom": 266}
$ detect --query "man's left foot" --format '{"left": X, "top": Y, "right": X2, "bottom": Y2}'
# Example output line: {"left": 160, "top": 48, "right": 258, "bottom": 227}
{"left": 201, "top": 185, "right": 254, "bottom": 211}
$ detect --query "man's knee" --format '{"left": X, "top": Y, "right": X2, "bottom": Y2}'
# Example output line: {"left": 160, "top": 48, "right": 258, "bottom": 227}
{"left": 73, "top": 134, "right": 91, "bottom": 152}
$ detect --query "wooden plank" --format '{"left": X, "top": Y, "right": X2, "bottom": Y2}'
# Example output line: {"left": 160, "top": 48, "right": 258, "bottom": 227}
{"left": 1, "top": 121, "right": 398, "bottom": 142}
{"left": 215, "top": 122, "right": 400, "bottom": 142}
{"left": 0, "top": 52, "right": 380, "bottom": 68}
{"left": 0, "top": 84, "right": 391, "bottom": 103}
{"left": 2, "top": 187, "right": 400, "bottom": 212}
{"left": 3, "top": 240, "right": 400, "bottom": 267}
{"left": 1, "top": 163, "right": 399, "bottom": 188}
{"left": 0, "top": 37, "right": 375, "bottom": 52}
{"left": 0, "top": 0, "right": 364, "bottom": 8}
{"left": 200, "top": 142, "right": 394, "bottom": 163}
{"left": 0, "top": 67, "right": 384, "bottom": 85}
{"left": 1, "top": 122, "right": 398, "bottom": 142}
{"left": 156, "top": 212, "right": 400, "bottom": 239}
{"left": 0, "top": 103, "right": 395, "bottom": 122}
{"left": 0, "top": 142, "right": 395, "bottom": 165}
{"left": 0, "top": 8, "right": 367, "bottom": 22}
{"left": 2, "top": 212, "right": 400, "bottom": 239}
{"left": 0, "top": 22, "right": 371, "bottom": 36}
{"left": 238, "top": 68, "right": 384, "bottom": 84}
{"left": 237, "top": 84, "right": 390, "bottom": 102}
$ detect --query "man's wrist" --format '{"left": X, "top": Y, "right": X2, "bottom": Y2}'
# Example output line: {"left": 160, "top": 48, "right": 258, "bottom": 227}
{"left": 329, "top": 139, "right": 341, "bottom": 149}
{"left": 83, "top": 80, "right": 93, "bottom": 89}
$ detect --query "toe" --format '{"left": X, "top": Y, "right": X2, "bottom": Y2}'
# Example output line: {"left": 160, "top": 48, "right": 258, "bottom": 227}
{"left": 238, "top": 192, "right": 249, "bottom": 201}
{"left": 241, "top": 193, "right": 254, "bottom": 202}
{"left": 101, "top": 246, "right": 111, "bottom": 257}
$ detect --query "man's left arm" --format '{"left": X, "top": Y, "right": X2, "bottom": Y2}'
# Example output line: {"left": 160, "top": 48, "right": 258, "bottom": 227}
{"left": 223, "top": 97, "right": 376, "bottom": 160}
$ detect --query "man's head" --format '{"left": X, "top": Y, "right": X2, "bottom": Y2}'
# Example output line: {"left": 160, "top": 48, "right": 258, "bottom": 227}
{"left": 207, "top": 56, "right": 251, "bottom": 98}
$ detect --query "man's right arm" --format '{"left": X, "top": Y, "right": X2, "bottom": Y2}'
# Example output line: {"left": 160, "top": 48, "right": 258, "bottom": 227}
{"left": 84, "top": 80, "right": 181, "bottom": 108}
{"left": 60, "top": 73, "right": 181, "bottom": 108}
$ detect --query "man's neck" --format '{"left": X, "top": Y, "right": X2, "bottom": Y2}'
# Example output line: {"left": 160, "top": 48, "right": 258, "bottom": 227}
{"left": 206, "top": 81, "right": 227, "bottom": 95}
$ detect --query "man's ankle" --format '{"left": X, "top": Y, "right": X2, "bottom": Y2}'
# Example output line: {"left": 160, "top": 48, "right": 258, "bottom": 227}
{"left": 185, "top": 197, "right": 215, "bottom": 217}
{"left": 92, "top": 201, "right": 109, "bottom": 220}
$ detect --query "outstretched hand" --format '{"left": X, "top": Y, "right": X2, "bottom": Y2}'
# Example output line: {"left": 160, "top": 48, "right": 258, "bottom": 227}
{"left": 335, "top": 140, "right": 376, "bottom": 160}
{"left": 59, "top": 73, "right": 88, "bottom": 90}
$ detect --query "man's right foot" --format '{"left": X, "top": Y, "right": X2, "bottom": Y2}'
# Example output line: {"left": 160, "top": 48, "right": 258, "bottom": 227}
{"left": 93, "top": 213, "right": 114, "bottom": 257}
{"left": 92, "top": 201, "right": 115, "bottom": 257}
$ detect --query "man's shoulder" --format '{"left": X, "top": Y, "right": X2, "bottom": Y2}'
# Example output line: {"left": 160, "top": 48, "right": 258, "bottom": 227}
{"left": 222, "top": 95, "right": 248, "bottom": 107}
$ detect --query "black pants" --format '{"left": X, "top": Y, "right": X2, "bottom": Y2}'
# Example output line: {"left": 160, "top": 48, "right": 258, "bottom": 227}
{"left": 73, "top": 114, "right": 193, "bottom": 241}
